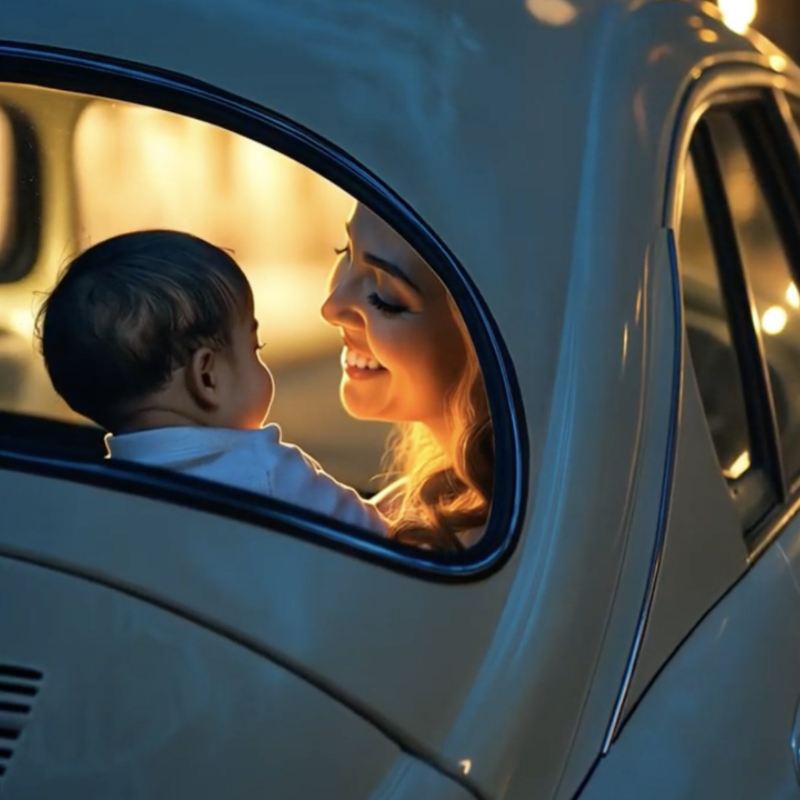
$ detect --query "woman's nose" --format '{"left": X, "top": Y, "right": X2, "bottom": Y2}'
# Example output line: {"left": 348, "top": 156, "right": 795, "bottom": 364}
{"left": 321, "top": 277, "right": 362, "bottom": 328}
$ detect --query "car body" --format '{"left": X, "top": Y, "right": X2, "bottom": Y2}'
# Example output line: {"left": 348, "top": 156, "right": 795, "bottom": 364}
{"left": 1, "top": 0, "right": 800, "bottom": 797}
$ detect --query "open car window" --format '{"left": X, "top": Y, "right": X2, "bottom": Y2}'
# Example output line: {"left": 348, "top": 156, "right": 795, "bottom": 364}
{"left": 0, "top": 82, "right": 499, "bottom": 560}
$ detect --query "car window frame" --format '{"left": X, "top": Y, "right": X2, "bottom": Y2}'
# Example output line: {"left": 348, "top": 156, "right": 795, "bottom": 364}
{"left": 677, "top": 85, "right": 800, "bottom": 558}
{"left": 0, "top": 41, "right": 528, "bottom": 580}
{"left": 744, "top": 85, "right": 800, "bottom": 559}
{"left": 687, "top": 106, "right": 784, "bottom": 531}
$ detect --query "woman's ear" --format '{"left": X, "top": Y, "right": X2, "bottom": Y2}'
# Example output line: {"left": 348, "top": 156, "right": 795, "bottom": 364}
{"left": 185, "top": 346, "right": 220, "bottom": 409}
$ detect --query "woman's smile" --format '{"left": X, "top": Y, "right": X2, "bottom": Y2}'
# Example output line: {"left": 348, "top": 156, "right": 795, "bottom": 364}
{"left": 340, "top": 344, "right": 386, "bottom": 379}
{"left": 322, "top": 203, "right": 466, "bottom": 429}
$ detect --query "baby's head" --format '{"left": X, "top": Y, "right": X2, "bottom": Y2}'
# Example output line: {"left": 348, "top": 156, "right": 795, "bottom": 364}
{"left": 38, "top": 230, "right": 273, "bottom": 433}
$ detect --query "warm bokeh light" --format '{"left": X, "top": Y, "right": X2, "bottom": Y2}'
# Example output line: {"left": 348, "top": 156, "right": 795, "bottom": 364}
{"left": 698, "top": 29, "right": 719, "bottom": 44}
{"left": 786, "top": 283, "right": 800, "bottom": 310}
{"left": 8, "top": 308, "right": 34, "bottom": 338}
{"left": 769, "top": 54, "right": 788, "bottom": 73}
{"left": 525, "top": 0, "right": 578, "bottom": 26}
{"left": 718, "top": 0, "right": 757, "bottom": 34}
{"left": 725, "top": 449, "right": 751, "bottom": 480}
{"left": 761, "top": 305, "right": 788, "bottom": 335}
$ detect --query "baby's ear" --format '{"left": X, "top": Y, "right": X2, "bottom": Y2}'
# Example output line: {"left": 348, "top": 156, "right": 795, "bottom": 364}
{"left": 186, "top": 346, "right": 219, "bottom": 408}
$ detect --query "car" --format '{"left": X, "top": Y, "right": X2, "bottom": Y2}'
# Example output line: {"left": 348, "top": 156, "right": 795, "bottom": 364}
{"left": 1, "top": 0, "right": 800, "bottom": 797}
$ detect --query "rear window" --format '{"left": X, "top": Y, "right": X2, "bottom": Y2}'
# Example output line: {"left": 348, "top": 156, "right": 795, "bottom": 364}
{"left": 0, "top": 81, "right": 505, "bottom": 564}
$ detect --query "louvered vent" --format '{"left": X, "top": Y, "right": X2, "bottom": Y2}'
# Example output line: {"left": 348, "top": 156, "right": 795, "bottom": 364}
{"left": 0, "top": 663, "right": 43, "bottom": 782}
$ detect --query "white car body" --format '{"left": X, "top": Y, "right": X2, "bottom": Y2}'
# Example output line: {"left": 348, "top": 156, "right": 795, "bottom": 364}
{"left": 1, "top": 0, "right": 800, "bottom": 797}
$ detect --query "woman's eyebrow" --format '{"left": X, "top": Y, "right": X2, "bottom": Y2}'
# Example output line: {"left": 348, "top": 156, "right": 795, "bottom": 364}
{"left": 363, "top": 252, "right": 422, "bottom": 294}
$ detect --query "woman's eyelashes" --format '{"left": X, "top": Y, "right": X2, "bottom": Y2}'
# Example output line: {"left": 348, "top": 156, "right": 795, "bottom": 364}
{"left": 368, "top": 291, "right": 408, "bottom": 316}
{"left": 333, "top": 243, "right": 412, "bottom": 315}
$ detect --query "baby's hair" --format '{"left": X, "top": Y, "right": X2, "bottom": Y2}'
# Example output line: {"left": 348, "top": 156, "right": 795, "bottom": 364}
{"left": 36, "top": 229, "right": 252, "bottom": 430}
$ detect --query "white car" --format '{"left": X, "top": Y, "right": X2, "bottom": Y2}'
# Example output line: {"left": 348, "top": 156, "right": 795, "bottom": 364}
{"left": 1, "top": 0, "right": 800, "bottom": 797}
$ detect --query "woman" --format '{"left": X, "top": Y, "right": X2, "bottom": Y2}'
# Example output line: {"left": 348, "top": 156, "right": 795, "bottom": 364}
{"left": 321, "top": 203, "right": 493, "bottom": 550}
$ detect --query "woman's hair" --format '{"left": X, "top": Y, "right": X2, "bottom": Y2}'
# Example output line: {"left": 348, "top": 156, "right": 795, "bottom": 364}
{"left": 36, "top": 230, "right": 252, "bottom": 430}
{"left": 381, "top": 300, "right": 494, "bottom": 552}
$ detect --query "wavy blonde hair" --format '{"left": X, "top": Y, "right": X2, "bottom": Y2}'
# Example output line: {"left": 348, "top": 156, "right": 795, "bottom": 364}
{"left": 380, "top": 303, "right": 494, "bottom": 551}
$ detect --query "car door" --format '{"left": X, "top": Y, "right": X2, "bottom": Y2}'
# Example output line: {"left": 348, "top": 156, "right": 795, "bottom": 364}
{"left": 581, "top": 79, "right": 800, "bottom": 798}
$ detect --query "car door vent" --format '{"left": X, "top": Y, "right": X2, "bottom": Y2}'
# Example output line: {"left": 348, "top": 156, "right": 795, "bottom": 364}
{"left": 0, "top": 663, "right": 43, "bottom": 780}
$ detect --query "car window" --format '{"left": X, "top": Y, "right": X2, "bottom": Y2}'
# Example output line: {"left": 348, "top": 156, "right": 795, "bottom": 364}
{"left": 678, "top": 156, "right": 752, "bottom": 480}
{"left": 708, "top": 111, "right": 800, "bottom": 487}
{"left": 0, "top": 82, "right": 497, "bottom": 557}
{"left": 678, "top": 112, "right": 782, "bottom": 531}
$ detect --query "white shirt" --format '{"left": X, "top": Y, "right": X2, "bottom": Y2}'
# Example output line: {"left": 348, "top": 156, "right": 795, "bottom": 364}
{"left": 105, "top": 424, "right": 387, "bottom": 536}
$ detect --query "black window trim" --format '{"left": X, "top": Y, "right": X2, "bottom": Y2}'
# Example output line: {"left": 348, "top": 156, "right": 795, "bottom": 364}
{"left": 0, "top": 40, "right": 528, "bottom": 581}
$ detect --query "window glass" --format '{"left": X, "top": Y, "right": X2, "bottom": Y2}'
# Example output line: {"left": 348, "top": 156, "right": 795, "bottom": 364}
{"left": 0, "top": 83, "right": 494, "bottom": 553}
{"left": 710, "top": 113, "right": 800, "bottom": 484}
{"left": 678, "top": 156, "right": 752, "bottom": 480}
{"left": 70, "top": 99, "right": 385, "bottom": 487}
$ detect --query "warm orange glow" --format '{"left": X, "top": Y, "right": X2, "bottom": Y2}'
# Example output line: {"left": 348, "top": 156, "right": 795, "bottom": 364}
{"left": 0, "top": 110, "right": 11, "bottom": 256}
{"left": 525, "top": 0, "right": 578, "bottom": 26}
{"left": 761, "top": 305, "right": 788, "bottom": 335}
{"left": 698, "top": 29, "right": 719, "bottom": 44}
{"left": 73, "top": 100, "right": 354, "bottom": 364}
{"left": 724, "top": 450, "right": 751, "bottom": 480}
{"left": 726, "top": 154, "right": 757, "bottom": 220}
{"left": 786, "top": 283, "right": 800, "bottom": 310}
{"left": 8, "top": 308, "right": 34, "bottom": 338}
{"left": 769, "top": 54, "right": 788, "bottom": 73}
{"left": 718, "top": 0, "right": 757, "bottom": 34}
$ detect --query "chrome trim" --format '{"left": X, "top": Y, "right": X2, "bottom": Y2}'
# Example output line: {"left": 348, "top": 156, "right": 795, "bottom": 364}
{"left": 791, "top": 696, "right": 800, "bottom": 786}
{"left": 601, "top": 227, "right": 683, "bottom": 753}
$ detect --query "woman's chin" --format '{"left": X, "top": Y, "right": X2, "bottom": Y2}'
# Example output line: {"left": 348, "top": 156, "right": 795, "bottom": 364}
{"left": 339, "top": 389, "right": 388, "bottom": 422}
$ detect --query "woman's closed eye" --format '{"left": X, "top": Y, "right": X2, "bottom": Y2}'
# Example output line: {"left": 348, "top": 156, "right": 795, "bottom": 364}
{"left": 368, "top": 292, "right": 408, "bottom": 316}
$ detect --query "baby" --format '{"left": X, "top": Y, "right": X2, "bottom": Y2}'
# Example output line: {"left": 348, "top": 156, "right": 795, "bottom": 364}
{"left": 37, "top": 229, "right": 387, "bottom": 535}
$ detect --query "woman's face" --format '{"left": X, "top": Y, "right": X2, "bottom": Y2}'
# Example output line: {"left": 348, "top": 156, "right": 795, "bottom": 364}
{"left": 321, "top": 204, "right": 466, "bottom": 438}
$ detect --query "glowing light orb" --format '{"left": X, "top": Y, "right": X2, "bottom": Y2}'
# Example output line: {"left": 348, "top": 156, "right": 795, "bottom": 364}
{"left": 718, "top": 0, "right": 757, "bottom": 34}
{"left": 762, "top": 305, "right": 788, "bottom": 335}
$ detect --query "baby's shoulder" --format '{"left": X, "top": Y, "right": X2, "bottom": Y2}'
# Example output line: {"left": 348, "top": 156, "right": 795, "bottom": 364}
{"left": 246, "top": 424, "right": 321, "bottom": 472}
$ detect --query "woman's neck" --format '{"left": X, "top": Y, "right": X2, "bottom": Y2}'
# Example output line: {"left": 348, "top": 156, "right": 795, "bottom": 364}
{"left": 424, "top": 416, "right": 458, "bottom": 465}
